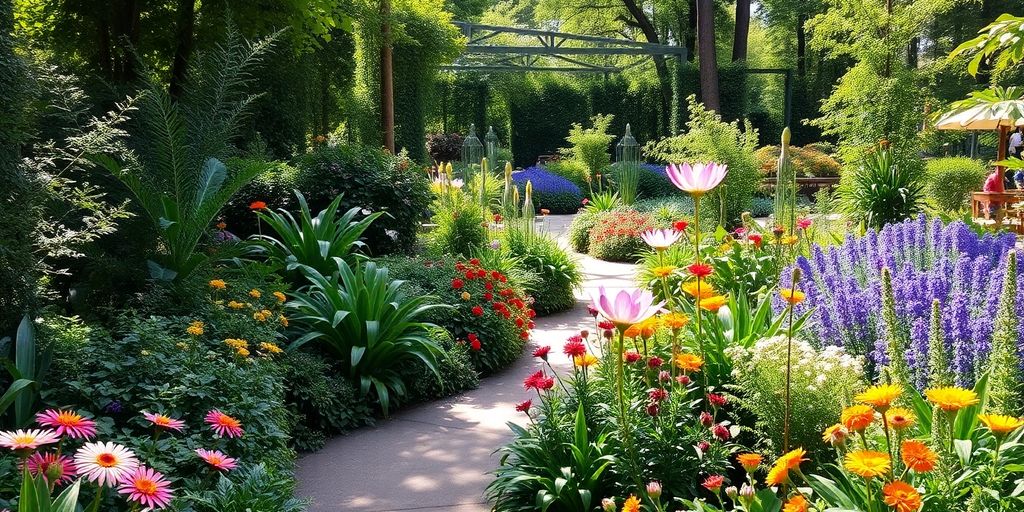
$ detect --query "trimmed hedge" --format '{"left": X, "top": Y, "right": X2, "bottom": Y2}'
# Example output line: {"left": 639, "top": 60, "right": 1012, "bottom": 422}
{"left": 924, "top": 157, "right": 987, "bottom": 212}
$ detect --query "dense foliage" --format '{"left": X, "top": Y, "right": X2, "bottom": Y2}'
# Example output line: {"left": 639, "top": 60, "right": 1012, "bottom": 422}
{"left": 512, "top": 167, "right": 584, "bottom": 214}
{"left": 924, "top": 157, "right": 987, "bottom": 212}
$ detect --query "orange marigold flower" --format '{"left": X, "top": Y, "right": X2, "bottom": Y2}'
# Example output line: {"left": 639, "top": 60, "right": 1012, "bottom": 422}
{"left": 886, "top": 407, "right": 916, "bottom": 430}
{"left": 924, "top": 387, "right": 979, "bottom": 412}
{"left": 844, "top": 450, "right": 890, "bottom": 479}
{"left": 737, "top": 453, "right": 762, "bottom": 473}
{"left": 660, "top": 312, "right": 690, "bottom": 330}
{"left": 841, "top": 404, "right": 876, "bottom": 431}
{"left": 682, "top": 280, "right": 716, "bottom": 299}
{"left": 698, "top": 295, "right": 728, "bottom": 312}
{"left": 781, "top": 235, "right": 798, "bottom": 245}
{"left": 651, "top": 265, "right": 677, "bottom": 278}
{"left": 208, "top": 279, "right": 227, "bottom": 290}
{"left": 900, "top": 440, "right": 937, "bottom": 473}
{"left": 856, "top": 383, "right": 902, "bottom": 410}
{"left": 186, "top": 321, "right": 205, "bottom": 336}
{"left": 783, "top": 494, "right": 809, "bottom": 512}
{"left": 766, "top": 448, "right": 808, "bottom": 486}
{"left": 249, "top": 201, "right": 267, "bottom": 210}
{"left": 249, "top": 289, "right": 261, "bottom": 299}
{"left": 227, "top": 300, "right": 245, "bottom": 310}
{"left": 882, "top": 480, "right": 922, "bottom": 512}
{"left": 674, "top": 353, "right": 704, "bottom": 373}
{"left": 623, "top": 324, "right": 642, "bottom": 338}
{"left": 779, "top": 288, "right": 805, "bottom": 305}
{"left": 978, "top": 414, "right": 1024, "bottom": 436}
{"left": 273, "top": 291, "right": 287, "bottom": 303}
{"left": 259, "top": 342, "right": 284, "bottom": 355}
{"left": 822, "top": 423, "right": 849, "bottom": 446}
{"left": 621, "top": 494, "right": 641, "bottom": 512}
{"left": 574, "top": 354, "right": 599, "bottom": 367}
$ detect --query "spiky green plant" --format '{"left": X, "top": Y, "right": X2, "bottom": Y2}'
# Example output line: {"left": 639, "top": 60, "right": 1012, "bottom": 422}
{"left": 840, "top": 144, "right": 924, "bottom": 230}
{"left": 988, "top": 250, "right": 1020, "bottom": 415}
{"left": 90, "top": 26, "right": 281, "bottom": 281}
{"left": 881, "top": 267, "right": 911, "bottom": 384}
{"left": 288, "top": 259, "right": 448, "bottom": 415}
{"left": 773, "top": 127, "right": 797, "bottom": 233}
{"left": 927, "top": 298, "right": 953, "bottom": 388}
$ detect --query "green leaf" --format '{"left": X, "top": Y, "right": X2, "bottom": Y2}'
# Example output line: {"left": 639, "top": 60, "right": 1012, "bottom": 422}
{"left": 194, "top": 157, "right": 227, "bottom": 206}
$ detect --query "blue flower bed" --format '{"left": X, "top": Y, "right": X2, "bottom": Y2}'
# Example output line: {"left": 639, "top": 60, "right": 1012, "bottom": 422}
{"left": 512, "top": 166, "right": 583, "bottom": 214}
{"left": 780, "top": 215, "right": 1021, "bottom": 388}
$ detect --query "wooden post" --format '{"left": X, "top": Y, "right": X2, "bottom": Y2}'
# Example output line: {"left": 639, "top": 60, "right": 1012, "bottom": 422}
{"left": 998, "top": 124, "right": 1010, "bottom": 182}
{"left": 380, "top": 0, "right": 395, "bottom": 153}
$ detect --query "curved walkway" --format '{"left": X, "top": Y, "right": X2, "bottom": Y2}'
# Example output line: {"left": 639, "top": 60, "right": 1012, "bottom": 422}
{"left": 295, "top": 214, "right": 635, "bottom": 512}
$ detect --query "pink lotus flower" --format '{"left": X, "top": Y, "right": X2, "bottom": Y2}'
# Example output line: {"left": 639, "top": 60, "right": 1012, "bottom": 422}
{"left": 205, "top": 410, "right": 244, "bottom": 438}
{"left": 142, "top": 412, "right": 186, "bottom": 432}
{"left": 0, "top": 429, "right": 61, "bottom": 451}
{"left": 195, "top": 448, "right": 238, "bottom": 472}
{"left": 118, "top": 466, "right": 173, "bottom": 510}
{"left": 36, "top": 409, "right": 97, "bottom": 440}
{"left": 23, "top": 452, "right": 76, "bottom": 485}
{"left": 666, "top": 162, "right": 728, "bottom": 196}
{"left": 589, "top": 287, "right": 664, "bottom": 329}
{"left": 640, "top": 229, "right": 681, "bottom": 250}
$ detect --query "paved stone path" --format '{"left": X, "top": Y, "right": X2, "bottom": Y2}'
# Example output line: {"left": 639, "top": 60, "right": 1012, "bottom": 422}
{"left": 295, "top": 214, "right": 635, "bottom": 512}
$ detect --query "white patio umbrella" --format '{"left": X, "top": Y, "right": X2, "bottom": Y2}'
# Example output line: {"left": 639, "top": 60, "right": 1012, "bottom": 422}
{"left": 934, "top": 87, "right": 1024, "bottom": 186}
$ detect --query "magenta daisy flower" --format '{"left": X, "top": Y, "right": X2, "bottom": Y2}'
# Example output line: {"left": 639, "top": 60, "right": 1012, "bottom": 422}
{"left": 23, "top": 451, "right": 77, "bottom": 485}
{"left": 74, "top": 441, "right": 139, "bottom": 487}
{"left": 142, "top": 412, "right": 186, "bottom": 432}
{"left": 0, "top": 429, "right": 61, "bottom": 451}
{"left": 195, "top": 448, "right": 238, "bottom": 472}
{"left": 117, "top": 466, "right": 174, "bottom": 510}
{"left": 204, "top": 409, "right": 243, "bottom": 438}
{"left": 36, "top": 409, "right": 97, "bottom": 440}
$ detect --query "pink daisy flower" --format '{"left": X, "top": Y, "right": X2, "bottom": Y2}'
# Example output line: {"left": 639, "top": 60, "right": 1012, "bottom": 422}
{"left": 142, "top": 412, "right": 186, "bottom": 432}
{"left": 74, "top": 441, "right": 139, "bottom": 487}
{"left": 36, "top": 409, "right": 97, "bottom": 440}
{"left": 195, "top": 448, "right": 238, "bottom": 472}
{"left": 117, "top": 466, "right": 174, "bottom": 510}
{"left": 0, "top": 429, "right": 61, "bottom": 451}
{"left": 204, "top": 409, "right": 244, "bottom": 438}
{"left": 23, "top": 451, "right": 77, "bottom": 485}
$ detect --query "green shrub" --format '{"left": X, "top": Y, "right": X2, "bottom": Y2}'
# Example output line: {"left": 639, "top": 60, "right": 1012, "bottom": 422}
{"left": 379, "top": 256, "right": 533, "bottom": 375}
{"left": 754, "top": 144, "right": 842, "bottom": 177}
{"left": 587, "top": 209, "right": 655, "bottom": 262}
{"left": 544, "top": 160, "right": 590, "bottom": 191}
{"left": 503, "top": 229, "right": 582, "bottom": 316}
{"left": 427, "top": 198, "right": 488, "bottom": 257}
{"left": 560, "top": 114, "right": 615, "bottom": 178}
{"left": 294, "top": 144, "right": 432, "bottom": 255}
{"left": 400, "top": 327, "right": 480, "bottom": 403}
{"left": 924, "top": 157, "right": 987, "bottom": 212}
{"left": 632, "top": 164, "right": 678, "bottom": 198}
{"left": 220, "top": 159, "right": 300, "bottom": 238}
{"left": 282, "top": 351, "right": 374, "bottom": 452}
{"left": 749, "top": 196, "right": 774, "bottom": 217}
{"left": 287, "top": 260, "right": 446, "bottom": 415}
{"left": 645, "top": 96, "right": 760, "bottom": 226}
{"left": 567, "top": 209, "right": 601, "bottom": 253}
{"left": 634, "top": 196, "right": 694, "bottom": 225}
{"left": 185, "top": 463, "right": 309, "bottom": 512}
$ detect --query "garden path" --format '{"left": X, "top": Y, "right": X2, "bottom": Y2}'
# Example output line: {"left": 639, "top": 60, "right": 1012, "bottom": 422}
{"left": 295, "top": 214, "right": 636, "bottom": 512}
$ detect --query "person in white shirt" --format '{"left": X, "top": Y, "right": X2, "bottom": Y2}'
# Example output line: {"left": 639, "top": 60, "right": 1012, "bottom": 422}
{"left": 1009, "top": 127, "right": 1023, "bottom": 158}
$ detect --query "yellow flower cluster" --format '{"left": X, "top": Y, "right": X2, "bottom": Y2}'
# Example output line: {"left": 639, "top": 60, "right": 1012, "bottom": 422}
{"left": 227, "top": 300, "right": 246, "bottom": 310}
{"left": 208, "top": 279, "right": 227, "bottom": 290}
{"left": 259, "top": 342, "right": 284, "bottom": 355}
{"left": 225, "top": 338, "right": 248, "bottom": 350}
{"left": 278, "top": 314, "right": 289, "bottom": 327}
{"left": 249, "top": 289, "right": 262, "bottom": 299}
{"left": 273, "top": 291, "right": 287, "bottom": 303}
{"left": 186, "top": 321, "right": 205, "bottom": 336}
{"left": 252, "top": 309, "right": 273, "bottom": 322}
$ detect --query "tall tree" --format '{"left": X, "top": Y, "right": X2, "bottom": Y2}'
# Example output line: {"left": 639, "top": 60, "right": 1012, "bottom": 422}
{"left": 733, "top": 0, "right": 750, "bottom": 61}
{"left": 620, "top": 0, "right": 674, "bottom": 133}
{"left": 696, "top": 0, "right": 719, "bottom": 110}
{"left": 169, "top": 0, "right": 196, "bottom": 99}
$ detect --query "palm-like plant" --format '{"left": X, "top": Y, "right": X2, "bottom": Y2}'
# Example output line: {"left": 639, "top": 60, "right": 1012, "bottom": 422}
{"left": 288, "top": 259, "right": 447, "bottom": 415}
{"left": 840, "top": 145, "right": 924, "bottom": 230}
{"left": 253, "top": 191, "right": 382, "bottom": 279}
{"left": 951, "top": 14, "right": 1024, "bottom": 77}
{"left": 89, "top": 26, "right": 280, "bottom": 281}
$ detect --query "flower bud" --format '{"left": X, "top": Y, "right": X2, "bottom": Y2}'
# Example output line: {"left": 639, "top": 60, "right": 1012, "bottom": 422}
{"left": 658, "top": 370, "right": 671, "bottom": 383}
{"left": 603, "top": 329, "right": 614, "bottom": 339}
{"left": 740, "top": 483, "right": 755, "bottom": 499}
{"left": 791, "top": 267, "right": 802, "bottom": 283}
{"left": 713, "top": 423, "right": 731, "bottom": 441}
{"left": 647, "top": 356, "right": 663, "bottom": 368}
{"left": 700, "top": 411, "right": 714, "bottom": 427}
{"left": 676, "top": 375, "right": 691, "bottom": 385}
{"left": 601, "top": 498, "right": 616, "bottom": 512}
{"left": 646, "top": 402, "right": 660, "bottom": 417}
{"left": 725, "top": 486, "right": 738, "bottom": 499}
{"left": 698, "top": 441, "right": 710, "bottom": 452}
{"left": 580, "top": 329, "right": 589, "bottom": 339}
{"left": 646, "top": 481, "right": 662, "bottom": 500}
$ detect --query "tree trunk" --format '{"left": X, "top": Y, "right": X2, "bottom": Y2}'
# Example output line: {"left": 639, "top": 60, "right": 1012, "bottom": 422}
{"left": 169, "top": 0, "right": 196, "bottom": 100}
{"left": 621, "top": 0, "right": 673, "bottom": 133}
{"left": 796, "top": 14, "right": 807, "bottom": 76}
{"left": 732, "top": 0, "right": 750, "bottom": 62}
{"left": 907, "top": 36, "right": 919, "bottom": 69}
{"left": 696, "top": 0, "right": 719, "bottom": 111}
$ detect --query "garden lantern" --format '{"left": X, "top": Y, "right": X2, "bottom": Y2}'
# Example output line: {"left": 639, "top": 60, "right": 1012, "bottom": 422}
{"left": 485, "top": 126, "right": 499, "bottom": 168}
{"left": 615, "top": 123, "right": 640, "bottom": 205}
{"left": 462, "top": 124, "right": 484, "bottom": 170}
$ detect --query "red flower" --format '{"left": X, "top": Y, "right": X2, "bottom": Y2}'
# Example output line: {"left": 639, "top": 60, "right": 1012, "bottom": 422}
{"left": 749, "top": 233, "right": 763, "bottom": 248}
{"left": 713, "top": 423, "right": 731, "bottom": 441}
{"left": 648, "top": 356, "right": 663, "bottom": 368}
{"left": 527, "top": 309, "right": 536, "bottom": 318}
{"left": 452, "top": 279, "right": 464, "bottom": 289}
{"left": 471, "top": 306, "right": 484, "bottom": 316}
{"left": 494, "top": 214, "right": 503, "bottom": 223}
{"left": 249, "top": 201, "right": 267, "bottom": 210}
{"left": 687, "top": 263, "right": 713, "bottom": 278}
{"left": 625, "top": 350, "right": 643, "bottom": 363}
{"left": 527, "top": 320, "right": 535, "bottom": 329}
{"left": 515, "top": 400, "right": 532, "bottom": 413}
{"left": 676, "top": 375, "right": 691, "bottom": 385}
{"left": 533, "top": 346, "right": 551, "bottom": 360}
{"left": 519, "top": 330, "right": 530, "bottom": 339}
{"left": 491, "top": 271, "right": 502, "bottom": 280}
{"left": 646, "top": 402, "right": 661, "bottom": 416}
{"left": 698, "top": 441, "right": 710, "bottom": 452}
{"left": 587, "top": 305, "right": 599, "bottom": 317}
{"left": 469, "top": 258, "right": 480, "bottom": 265}
{"left": 515, "top": 318, "right": 525, "bottom": 327}
{"left": 563, "top": 337, "right": 587, "bottom": 357}
{"left": 702, "top": 475, "right": 724, "bottom": 493}
{"left": 483, "top": 292, "right": 493, "bottom": 301}
{"left": 673, "top": 220, "right": 689, "bottom": 231}
{"left": 597, "top": 321, "right": 615, "bottom": 330}
{"left": 470, "top": 339, "right": 481, "bottom": 351}
{"left": 700, "top": 411, "right": 714, "bottom": 427}
{"left": 524, "top": 370, "right": 554, "bottom": 390}
{"left": 707, "top": 393, "right": 728, "bottom": 407}
{"left": 797, "top": 217, "right": 813, "bottom": 230}
{"left": 649, "top": 388, "right": 668, "bottom": 402}
{"left": 477, "top": 269, "right": 487, "bottom": 278}
{"left": 467, "top": 333, "right": 478, "bottom": 342}
{"left": 465, "top": 271, "right": 476, "bottom": 280}
{"left": 455, "top": 262, "right": 466, "bottom": 272}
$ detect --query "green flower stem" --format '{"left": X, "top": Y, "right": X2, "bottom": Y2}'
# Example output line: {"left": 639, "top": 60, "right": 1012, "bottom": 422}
{"left": 88, "top": 486, "right": 105, "bottom": 512}
{"left": 880, "top": 410, "right": 894, "bottom": 477}
{"left": 782, "top": 271, "right": 798, "bottom": 454}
